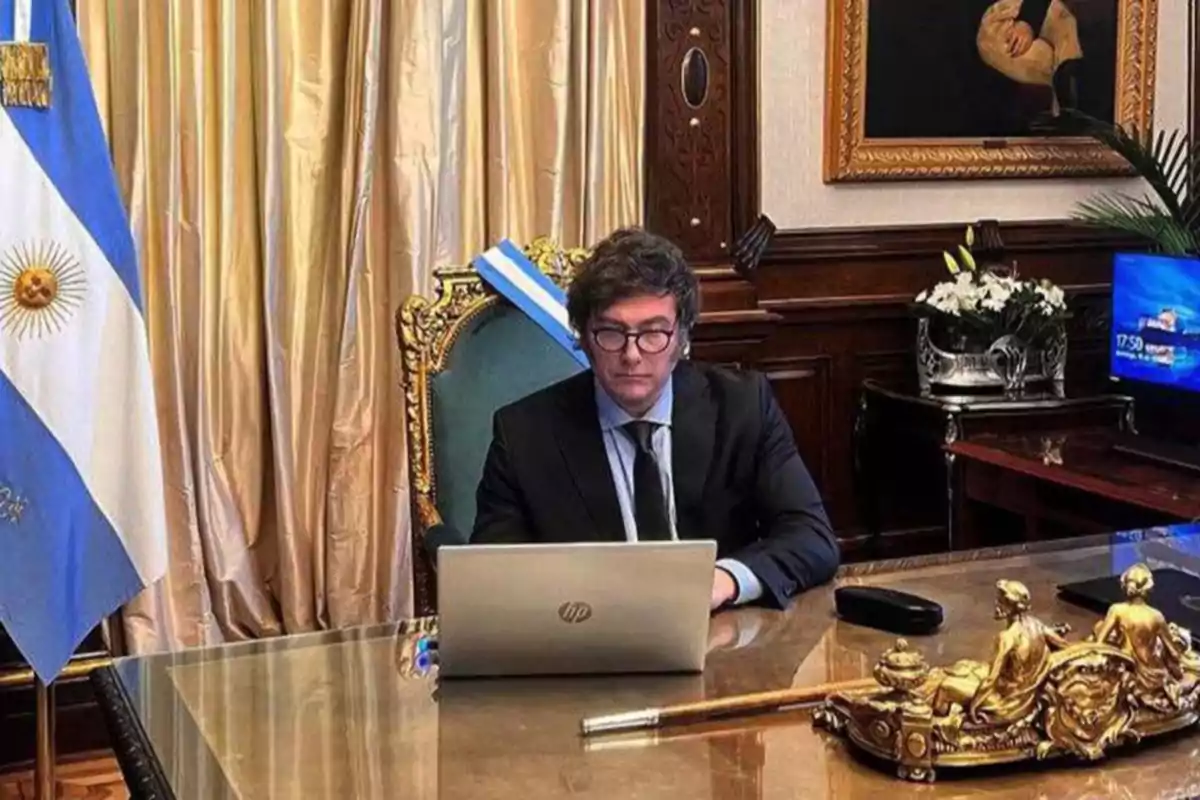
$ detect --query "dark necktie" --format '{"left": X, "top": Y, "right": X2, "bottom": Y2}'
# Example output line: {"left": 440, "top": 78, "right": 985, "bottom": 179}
{"left": 624, "top": 421, "right": 671, "bottom": 541}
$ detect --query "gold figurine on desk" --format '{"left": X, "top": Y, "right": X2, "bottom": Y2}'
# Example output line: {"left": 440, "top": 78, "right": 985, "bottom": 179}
{"left": 814, "top": 566, "right": 1200, "bottom": 782}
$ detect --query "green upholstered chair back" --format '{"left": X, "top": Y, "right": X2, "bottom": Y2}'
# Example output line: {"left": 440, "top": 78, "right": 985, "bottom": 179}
{"left": 430, "top": 306, "right": 583, "bottom": 536}
{"left": 398, "top": 238, "right": 590, "bottom": 612}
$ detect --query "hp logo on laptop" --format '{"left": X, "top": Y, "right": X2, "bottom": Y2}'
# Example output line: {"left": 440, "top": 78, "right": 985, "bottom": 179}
{"left": 558, "top": 601, "right": 593, "bottom": 623}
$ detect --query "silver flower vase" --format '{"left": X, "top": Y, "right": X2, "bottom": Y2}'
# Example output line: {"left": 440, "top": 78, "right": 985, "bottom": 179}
{"left": 988, "top": 334, "right": 1029, "bottom": 395}
{"left": 916, "top": 318, "right": 1066, "bottom": 393}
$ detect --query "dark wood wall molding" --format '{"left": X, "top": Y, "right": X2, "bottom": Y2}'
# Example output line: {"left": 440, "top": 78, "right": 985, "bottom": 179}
{"left": 761, "top": 220, "right": 1138, "bottom": 263}
{"left": 754, "top": 220, "right": 1136, "bottom": 317}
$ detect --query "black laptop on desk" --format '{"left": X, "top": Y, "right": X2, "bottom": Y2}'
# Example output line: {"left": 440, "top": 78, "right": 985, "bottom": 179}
{"left": 1058, "top": 567, "right": 1200, "bottom": 633}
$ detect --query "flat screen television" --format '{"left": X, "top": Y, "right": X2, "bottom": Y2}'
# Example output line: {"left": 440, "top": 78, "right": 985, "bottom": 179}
{"left": 1110, "top": 252, "right": 1200, "bottom": 390}
{"left": 1109, "top": 252, "right": 1200, "bottom": 471}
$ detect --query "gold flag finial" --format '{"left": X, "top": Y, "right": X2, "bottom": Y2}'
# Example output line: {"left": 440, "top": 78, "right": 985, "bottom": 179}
{"left": 0, "top": 41, "right": 50, "bottom": 108}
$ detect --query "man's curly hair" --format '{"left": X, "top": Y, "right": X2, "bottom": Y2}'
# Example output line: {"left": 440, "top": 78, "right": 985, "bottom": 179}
{"left": 566, "top": 227, "right": 699, "bottom": 337}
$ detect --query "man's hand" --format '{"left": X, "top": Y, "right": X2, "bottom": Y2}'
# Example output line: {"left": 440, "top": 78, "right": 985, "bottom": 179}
{"left": 711, "top": 568, "right": 738, "bottom": 610}
{"left": 1007, "top": 21, "right": 1035, "bottom": 57}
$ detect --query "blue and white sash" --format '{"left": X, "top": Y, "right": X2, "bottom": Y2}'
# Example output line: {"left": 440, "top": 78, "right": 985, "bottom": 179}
{"left": 473, "top": 239, "right": 590, "bottom": 368}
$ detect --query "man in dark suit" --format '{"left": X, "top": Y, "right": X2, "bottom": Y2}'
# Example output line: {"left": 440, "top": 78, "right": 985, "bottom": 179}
{"left": 471, "top": 228, "right": 839, "bottom": 609}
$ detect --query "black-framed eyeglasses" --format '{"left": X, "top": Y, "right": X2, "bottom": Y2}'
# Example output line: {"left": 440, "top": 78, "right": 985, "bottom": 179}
{"left": 591, "top": 327, "right": 676, "bottom": 354}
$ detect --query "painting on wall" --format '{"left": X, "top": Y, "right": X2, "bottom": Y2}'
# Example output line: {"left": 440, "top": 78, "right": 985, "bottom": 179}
{"left": 823, "top": 0, "right": 1158, "bottom": 182}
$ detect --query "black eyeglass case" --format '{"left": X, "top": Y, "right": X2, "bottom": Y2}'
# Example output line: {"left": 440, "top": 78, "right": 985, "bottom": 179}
{"left": 834, "top": 585, "right": 944, "bottom": 636}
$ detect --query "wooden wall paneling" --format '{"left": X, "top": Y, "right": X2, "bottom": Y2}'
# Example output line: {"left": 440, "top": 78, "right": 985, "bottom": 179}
{"left": 695, "top": 267, "right": 761, "bottom": 313}
{"left": 756, "top": 222, "right": 1134, "bottom": 307}
{"left": 854, "top": 351, "right": 910, "bottom": 390}
{"left": 759, "top": 356, "right": 835, "bottom": 495}
{"left": 691, "top": 310, "right": 781, "bottom": 367}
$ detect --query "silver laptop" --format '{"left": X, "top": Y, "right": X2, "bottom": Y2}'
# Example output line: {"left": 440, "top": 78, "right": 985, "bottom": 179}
{"left": 436, "top": 540, "right": 717, "bottom": 678}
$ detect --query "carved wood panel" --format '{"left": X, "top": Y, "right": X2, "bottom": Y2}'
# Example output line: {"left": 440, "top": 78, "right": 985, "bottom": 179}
{"left": 645, "top": 1, "right": 736, "bottom": 265}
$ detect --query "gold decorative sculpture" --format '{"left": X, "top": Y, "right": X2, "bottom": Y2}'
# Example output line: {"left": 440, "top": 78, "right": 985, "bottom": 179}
{"left": 1092, "top": 564, "right": 1200, "bottom": 712}
{"left": 814, "top": 567, "right": 1200, "bottom": 782}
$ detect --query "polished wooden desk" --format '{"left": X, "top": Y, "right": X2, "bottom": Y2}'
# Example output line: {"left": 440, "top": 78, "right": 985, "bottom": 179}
{"left": 949, "top": 429, "right": 1200, "bottom": 548}
{"left": 93, "top": 527, "right": 1200, "bottom": 799}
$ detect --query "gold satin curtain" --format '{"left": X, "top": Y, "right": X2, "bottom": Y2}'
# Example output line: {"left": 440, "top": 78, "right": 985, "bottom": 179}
{"left": 77, "top": 1, "right": 643, "bottom": 655}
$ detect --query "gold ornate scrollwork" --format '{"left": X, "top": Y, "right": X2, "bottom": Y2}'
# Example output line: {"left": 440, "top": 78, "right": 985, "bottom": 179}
{"left": 0, "top": 41, "right": 51, "bottom": 108}
{"left": 814, "top": 566, "right": 1200, "bottom": 782}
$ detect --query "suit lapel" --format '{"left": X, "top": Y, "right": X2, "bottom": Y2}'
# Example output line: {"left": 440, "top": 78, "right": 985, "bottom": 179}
{"left": 671, "top": 364, "right": 715, "bottom": 536}
{"left": 554, "top": 373, "right": 626, "bottom": 541}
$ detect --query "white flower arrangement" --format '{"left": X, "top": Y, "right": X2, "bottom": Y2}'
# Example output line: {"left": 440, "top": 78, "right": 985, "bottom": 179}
{"left": 916, "top": 272, "right": 1067, "bottom": 318}
{"left": 913, "top": 227, "right": 1069, "bottom": 351}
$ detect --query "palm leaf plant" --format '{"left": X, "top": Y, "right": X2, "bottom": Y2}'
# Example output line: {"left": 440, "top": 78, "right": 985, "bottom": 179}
{"left": 1050, "top": 109, "right": 1200, "bottom": 256}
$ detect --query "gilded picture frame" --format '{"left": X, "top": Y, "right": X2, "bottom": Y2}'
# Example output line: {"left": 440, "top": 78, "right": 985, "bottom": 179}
{"left": 823, "top": 0, "right": 1158, "bottom": 182}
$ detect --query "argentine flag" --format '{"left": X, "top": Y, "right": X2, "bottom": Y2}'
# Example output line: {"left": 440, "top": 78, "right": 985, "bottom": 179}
{"left": 0, "top": 0, "right": 167, "bottom": 682}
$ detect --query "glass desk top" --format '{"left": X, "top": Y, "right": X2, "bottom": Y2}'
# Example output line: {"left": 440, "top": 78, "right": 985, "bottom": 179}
{"left": 102, "top": 525, "right": 1200, "bottom": 799}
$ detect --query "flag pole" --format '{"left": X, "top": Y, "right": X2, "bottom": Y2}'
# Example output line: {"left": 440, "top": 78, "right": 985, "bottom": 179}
{"left": 33, "top": 676, "right": 55, "bottom": 800}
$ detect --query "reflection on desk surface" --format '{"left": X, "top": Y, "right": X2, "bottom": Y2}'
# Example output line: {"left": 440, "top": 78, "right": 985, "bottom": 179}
{"left": 955, "top": 429, "right": 1200, "bottom": 509}
{"left": 112, "top": 525, "right": 1200, "bottom": 799}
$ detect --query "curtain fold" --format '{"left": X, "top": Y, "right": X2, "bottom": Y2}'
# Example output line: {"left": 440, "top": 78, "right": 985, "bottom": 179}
{"left": 76, "top": 0, "right": 643, "bottom": 654}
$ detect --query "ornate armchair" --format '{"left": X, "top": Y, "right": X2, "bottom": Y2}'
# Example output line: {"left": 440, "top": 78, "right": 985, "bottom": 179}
{"left": 397, "top": 238, "right": 591, "bottom": 614}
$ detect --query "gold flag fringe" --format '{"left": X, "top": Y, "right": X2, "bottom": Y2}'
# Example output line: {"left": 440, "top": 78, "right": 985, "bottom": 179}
{"left": 0, "top": 42, "right": 50, "bottom": 109}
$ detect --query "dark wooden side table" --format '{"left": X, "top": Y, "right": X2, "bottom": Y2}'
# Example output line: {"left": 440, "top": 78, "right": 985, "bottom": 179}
{"left": 854, "top": 379, "right": 1133, "bottom": 558}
